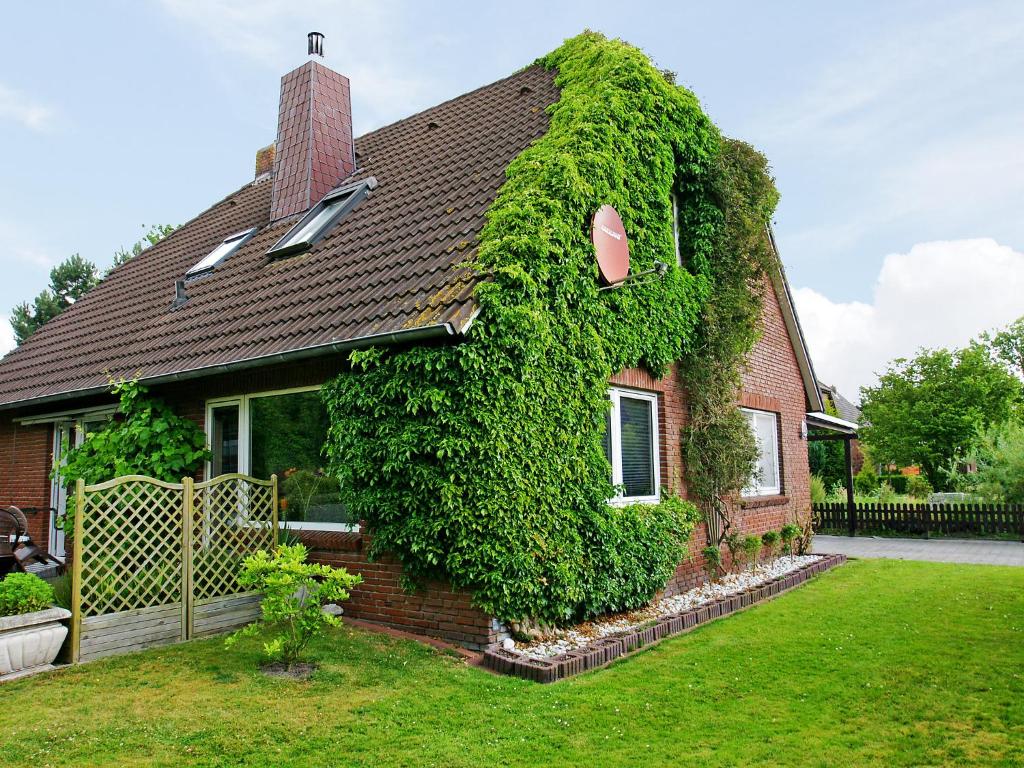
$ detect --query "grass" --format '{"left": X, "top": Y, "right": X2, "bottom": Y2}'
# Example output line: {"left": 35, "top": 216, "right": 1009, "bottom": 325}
{"left": 2, "top": 559, "right": 1023, "bottom": 767}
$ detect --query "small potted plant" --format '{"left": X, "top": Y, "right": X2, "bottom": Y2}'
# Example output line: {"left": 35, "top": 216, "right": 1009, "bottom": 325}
{"left": 0, "top": 573, "right": 71, "bottom": 681}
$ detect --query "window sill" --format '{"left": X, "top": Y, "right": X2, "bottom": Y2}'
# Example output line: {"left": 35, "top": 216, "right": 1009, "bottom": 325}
{"left": 740, "top": 495, "right": 790, "bottom": 510}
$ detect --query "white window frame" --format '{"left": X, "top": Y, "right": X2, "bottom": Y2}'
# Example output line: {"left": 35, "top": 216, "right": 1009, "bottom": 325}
{"left": 741, "top": 407, "right": 781, "bottom": 497}
{"left": 205, "top": 385, "right": 358, "bottom": 532}
{"left": 671, "top": 191, "right": 682, "bottom": 266}
{"left": 606, "top": 387, "right": 661, "bottom": 505}
{"left": 186, "top": 227, "right": 255, "bottom": 278}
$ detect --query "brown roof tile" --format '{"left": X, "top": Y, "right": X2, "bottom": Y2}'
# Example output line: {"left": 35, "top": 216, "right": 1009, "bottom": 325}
{"left": 0, "top": 66, "right": 559, "bottom": 408}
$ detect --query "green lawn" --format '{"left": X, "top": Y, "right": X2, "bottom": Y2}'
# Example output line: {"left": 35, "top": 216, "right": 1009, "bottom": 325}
{"left": 3, "top": 559, "right": 1023, "bottom": 767}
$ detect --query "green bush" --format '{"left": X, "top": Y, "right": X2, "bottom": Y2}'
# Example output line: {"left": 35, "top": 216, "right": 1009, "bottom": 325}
{"left": 724, "top": 530, "right": 744, "bottom": 571}
{"left": 780, "top": 523, "right": 800, "bottom": 557}
{"left": 0, "top": 573, "right": 55, "bottom": 616}
{"left": 876, "top": 481, "right": 898, "bottom": 504}
{"left": 906, "top": 474, "right": 933, "bottom": 500}
{"left": 809, "top": 474, "right": 827, "bottom": 505}
{"left": 761, "top": 530, "right": 780, "bottom": 561}
{"left": 741, "top": 534, "right": 762, "bottom": 571}
{"left": 701, "top": 544, "right": 722, "bottom": 581}
{"left": 878, "top": 474, "right": 909, "bottom": 494}
{"left": 854, "top": 465, "right": 878, "bottom": 495}
{"left": 963, "top": 420, "right": 1024, "bottom": 503}
{"left": 54, "top": 379, "right": 208, "bottom": 531}
{"left": 226, "top": 544, "right": 361, "bottom": 667}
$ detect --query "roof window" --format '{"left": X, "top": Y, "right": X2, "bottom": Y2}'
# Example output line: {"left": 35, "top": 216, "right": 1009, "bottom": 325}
{"left": 186, "top": 228, "right": 256, "bottom": 278}
{"left": 268, "top": 177, "right": 377, "bottom": 259}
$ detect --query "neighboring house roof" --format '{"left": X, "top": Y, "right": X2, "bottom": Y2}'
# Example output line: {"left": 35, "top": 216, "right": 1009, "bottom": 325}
{"left": 819, "top": 382, "right": 862, "bottom": 424}
{"left": 0, "top": 66, "right": 559, "bottom": 409}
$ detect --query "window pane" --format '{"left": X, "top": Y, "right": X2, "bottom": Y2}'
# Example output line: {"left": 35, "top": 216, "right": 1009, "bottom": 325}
{"left": 755, "top": 413, "right": 779, "bottom": 492}
{"left": 210, "top": 405, "right": 239, "bottom": 476}
{"left": 249, "top": 391, "right": 351, "bottom": 526}
{"left": 283, "top": 198, "right": 344, "bottom": 247}
{"left": 619, "top": 396, "right": 654, "bottom": 498}
{"left": 602, "top": 409, "right": 612, "bottom": 472}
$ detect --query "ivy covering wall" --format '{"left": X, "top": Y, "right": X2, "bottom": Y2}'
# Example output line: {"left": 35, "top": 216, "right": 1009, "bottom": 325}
{"left": 323, "top": 32, "right": 780, "bottom": 624}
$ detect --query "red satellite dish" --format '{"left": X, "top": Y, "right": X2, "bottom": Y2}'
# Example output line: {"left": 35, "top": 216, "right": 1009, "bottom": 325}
{"left": 591, "top": 205, "right": 630, "bottom": 285}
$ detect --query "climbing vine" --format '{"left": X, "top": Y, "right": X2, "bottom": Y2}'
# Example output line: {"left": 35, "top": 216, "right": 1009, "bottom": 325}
{"left": 680, "top": 140, "right": 780, "bottom": 544}
{"left": 323, "top": 32, "right": 777, "bottom": 624}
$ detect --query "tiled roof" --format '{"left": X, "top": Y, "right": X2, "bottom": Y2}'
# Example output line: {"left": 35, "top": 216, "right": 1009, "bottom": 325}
{"left": 819, "top": 383, "right": 861, "bottom": 424}
{"left": 0, "top": 66, "right": 559, "bottom": 408}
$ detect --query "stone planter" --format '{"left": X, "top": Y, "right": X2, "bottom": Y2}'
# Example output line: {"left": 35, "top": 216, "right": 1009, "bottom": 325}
{"left": 0, "top": 607, "right": 71, "bottom": 681}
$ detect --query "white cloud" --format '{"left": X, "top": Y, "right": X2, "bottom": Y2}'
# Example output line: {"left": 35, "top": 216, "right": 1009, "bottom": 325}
{"left": 794, "top": 239, "right": 1024, "bottom": 400}
{"left": 0, "top": 83, "right": 55, "bottom": 132}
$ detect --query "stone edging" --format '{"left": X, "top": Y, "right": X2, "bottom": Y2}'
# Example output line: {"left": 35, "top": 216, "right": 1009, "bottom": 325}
{"left": 482, "top": 553, "right": 847, "bottom": 683}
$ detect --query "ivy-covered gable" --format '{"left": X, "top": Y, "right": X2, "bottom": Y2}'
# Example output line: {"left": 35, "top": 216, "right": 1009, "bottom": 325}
{"left": 323, "top": 32, "right": 780, "bottom": 624}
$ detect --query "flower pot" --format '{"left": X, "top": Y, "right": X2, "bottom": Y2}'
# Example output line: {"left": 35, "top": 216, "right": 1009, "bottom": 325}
{"left": 0, "top": 607, "right": 71, "bottom": 681}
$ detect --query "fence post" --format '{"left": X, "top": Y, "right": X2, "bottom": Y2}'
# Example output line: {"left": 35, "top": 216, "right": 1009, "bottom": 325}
{"left": 181, "top": 476, "right": 194, "bottom": 641}
{"left": 271, "top": 474, "right": 279, "bottom": 547}
{"left": 70, "top": 478, "right": 85, "bottom": 664}
{"left": 844, "top": 437, "right": 856, "bottom": 537}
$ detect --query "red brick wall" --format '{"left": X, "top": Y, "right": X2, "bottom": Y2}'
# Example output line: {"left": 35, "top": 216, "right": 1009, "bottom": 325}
{"left": 0, "top": 415, "right": 54, "bottom": 551}
{"left": 610, "top": 275, "right": 812, "bottom": 595}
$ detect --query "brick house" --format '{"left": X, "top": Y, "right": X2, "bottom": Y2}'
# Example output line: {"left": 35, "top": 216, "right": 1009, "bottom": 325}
{"left": 0, "top": 36, "right": 829, "bottom": 648}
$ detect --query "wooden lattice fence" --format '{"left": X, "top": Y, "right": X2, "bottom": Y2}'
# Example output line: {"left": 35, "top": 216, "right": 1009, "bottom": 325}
{"left": 71, "top": 473, "right": 277, "bottom": 662}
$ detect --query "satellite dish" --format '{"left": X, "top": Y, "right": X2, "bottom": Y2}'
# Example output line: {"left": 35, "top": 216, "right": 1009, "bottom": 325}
{"left": 591, "top": 205, "right": 630, "bottom": 285}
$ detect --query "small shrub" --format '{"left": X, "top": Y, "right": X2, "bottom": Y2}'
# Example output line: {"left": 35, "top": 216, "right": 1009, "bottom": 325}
{"left": 809, "top": 474, "right": 827, "bottom": 505}
{"left": 876, "top": 481, "right": 898, "bottom": 504}
{"left": 741, "top": 534, "right": 762, "bottom": 571}
{"left": 879, "top": 474, "right": 909, "bottom": 494}
{"left": 780, "top": 523, "right": 800, "bottom": 557}
{"left": 0, "top": 573, "right": 55, "bottom": 616}
{"left": 796, "top": 516, "right": 814, "bottom": 555}
{"left": 854, "top": 465, "right": 878, "bottom": 496}
{"left": 226, "top": 544, "right": 362, "bottom": 667}
{"left": 761, "top": 530, "right": 780, "bottom": 562}
{"left": 906, "top": 474, "right": 933, "bottom": 500}
{"left": 724, "top": 530, "right": 744, "bottom": 571}
{"left": 49, "top": 573, "right": 73, "bottom": 610}
{"left": 826, "top": 482, "right": 847, "bottom": 503}
{"left": 701, "top": 544, "right": 722, "bottom": 581}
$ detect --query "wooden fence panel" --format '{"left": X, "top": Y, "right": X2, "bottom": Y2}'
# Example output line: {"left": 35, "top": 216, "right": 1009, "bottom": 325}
{"left": 813, "top": 501, "right": 1024, "bottom": 540}
{"left": 71, "top": 473, "right": 277, "bottom": 663}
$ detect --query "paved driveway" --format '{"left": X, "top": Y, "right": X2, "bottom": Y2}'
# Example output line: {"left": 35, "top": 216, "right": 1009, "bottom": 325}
{"left": 813, "top": 535, "right": 1024, "bottom": 566}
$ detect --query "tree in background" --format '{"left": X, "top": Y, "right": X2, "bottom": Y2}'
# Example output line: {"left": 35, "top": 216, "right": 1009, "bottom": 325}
{"left": 10, "top": 254, "right": 99, "bottom": 345}
{"left": 9, "top": 224, "right": 175, "bottom": 345}
{"left": 109, "top": 223, "right": 177, "bottom": 272}
{"left": 960, "top": 420, "right": 1024, "bottom": 504}
{"left": 983, "top": 315, "right": 1024, "bottom": 377}
{"left": 807, "top": 394, "right": 847, "bottom": 489}
{"left": 859, "top": 344, "right": 1022, "bottom": 490}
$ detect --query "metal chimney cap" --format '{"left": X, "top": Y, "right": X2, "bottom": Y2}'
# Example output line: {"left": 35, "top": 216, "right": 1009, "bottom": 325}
{"left": 308, "top": 32, "right": 325, "bottom": 58}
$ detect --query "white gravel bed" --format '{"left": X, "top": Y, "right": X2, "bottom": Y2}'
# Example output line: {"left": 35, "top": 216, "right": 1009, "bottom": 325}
{"left": 508, "top": 554, "right": 824, "bottom": 660}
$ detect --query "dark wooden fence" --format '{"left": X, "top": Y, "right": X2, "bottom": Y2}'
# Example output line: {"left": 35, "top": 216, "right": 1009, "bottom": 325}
{"left": 813, "top": 502, "right": 1024, "bottom": 539}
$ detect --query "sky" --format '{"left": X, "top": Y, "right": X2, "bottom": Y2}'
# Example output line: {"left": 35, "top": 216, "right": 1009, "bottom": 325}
{"left": 1, "top": 0, "right": 1023, "bottom": 399}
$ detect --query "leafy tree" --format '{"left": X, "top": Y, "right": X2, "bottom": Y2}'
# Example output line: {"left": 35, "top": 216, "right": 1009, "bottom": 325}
{"left": 10, "top": 224, "right": 175, "bottom": 345}
{"left": 859, "top": 345, "right": 1022, "bottom": 489}
{"left": 10, "top": 254, "right": 98, "bottom": 345}
{"left": 983, "top": 315, "right": 1024, "bottom": 377}
{"left": 110, "top": 223, "right": 177, "bottom": 271}
{"left": 960, "top": 419, "right": 1024, "bottom": 503}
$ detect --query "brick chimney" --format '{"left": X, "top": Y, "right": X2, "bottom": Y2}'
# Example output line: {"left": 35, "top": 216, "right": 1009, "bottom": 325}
{"left": 270, "top": 33, "right": 355, "bottom": 221}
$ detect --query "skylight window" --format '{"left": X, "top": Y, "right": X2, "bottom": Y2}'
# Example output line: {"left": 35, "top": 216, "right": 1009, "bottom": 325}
{"left": 268, "top": 177, "right": 377, "bottom": 259}
{"left": 186, "top": 228, "right": 255, "bottom": 278}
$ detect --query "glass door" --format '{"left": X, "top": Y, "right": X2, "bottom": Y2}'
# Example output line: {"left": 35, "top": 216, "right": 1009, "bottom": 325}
{"left": 49, "top": 421, "right": 74, "bottom": 560}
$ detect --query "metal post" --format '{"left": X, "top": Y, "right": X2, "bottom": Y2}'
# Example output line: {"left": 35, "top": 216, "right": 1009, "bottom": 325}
{"left": 844, "top": 437, "right": 856, "bottom": 537}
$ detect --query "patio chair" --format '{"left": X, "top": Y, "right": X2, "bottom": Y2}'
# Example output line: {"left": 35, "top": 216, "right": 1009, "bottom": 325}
{"left": 0, "top": 506, "right": 65, "bottom": 577}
